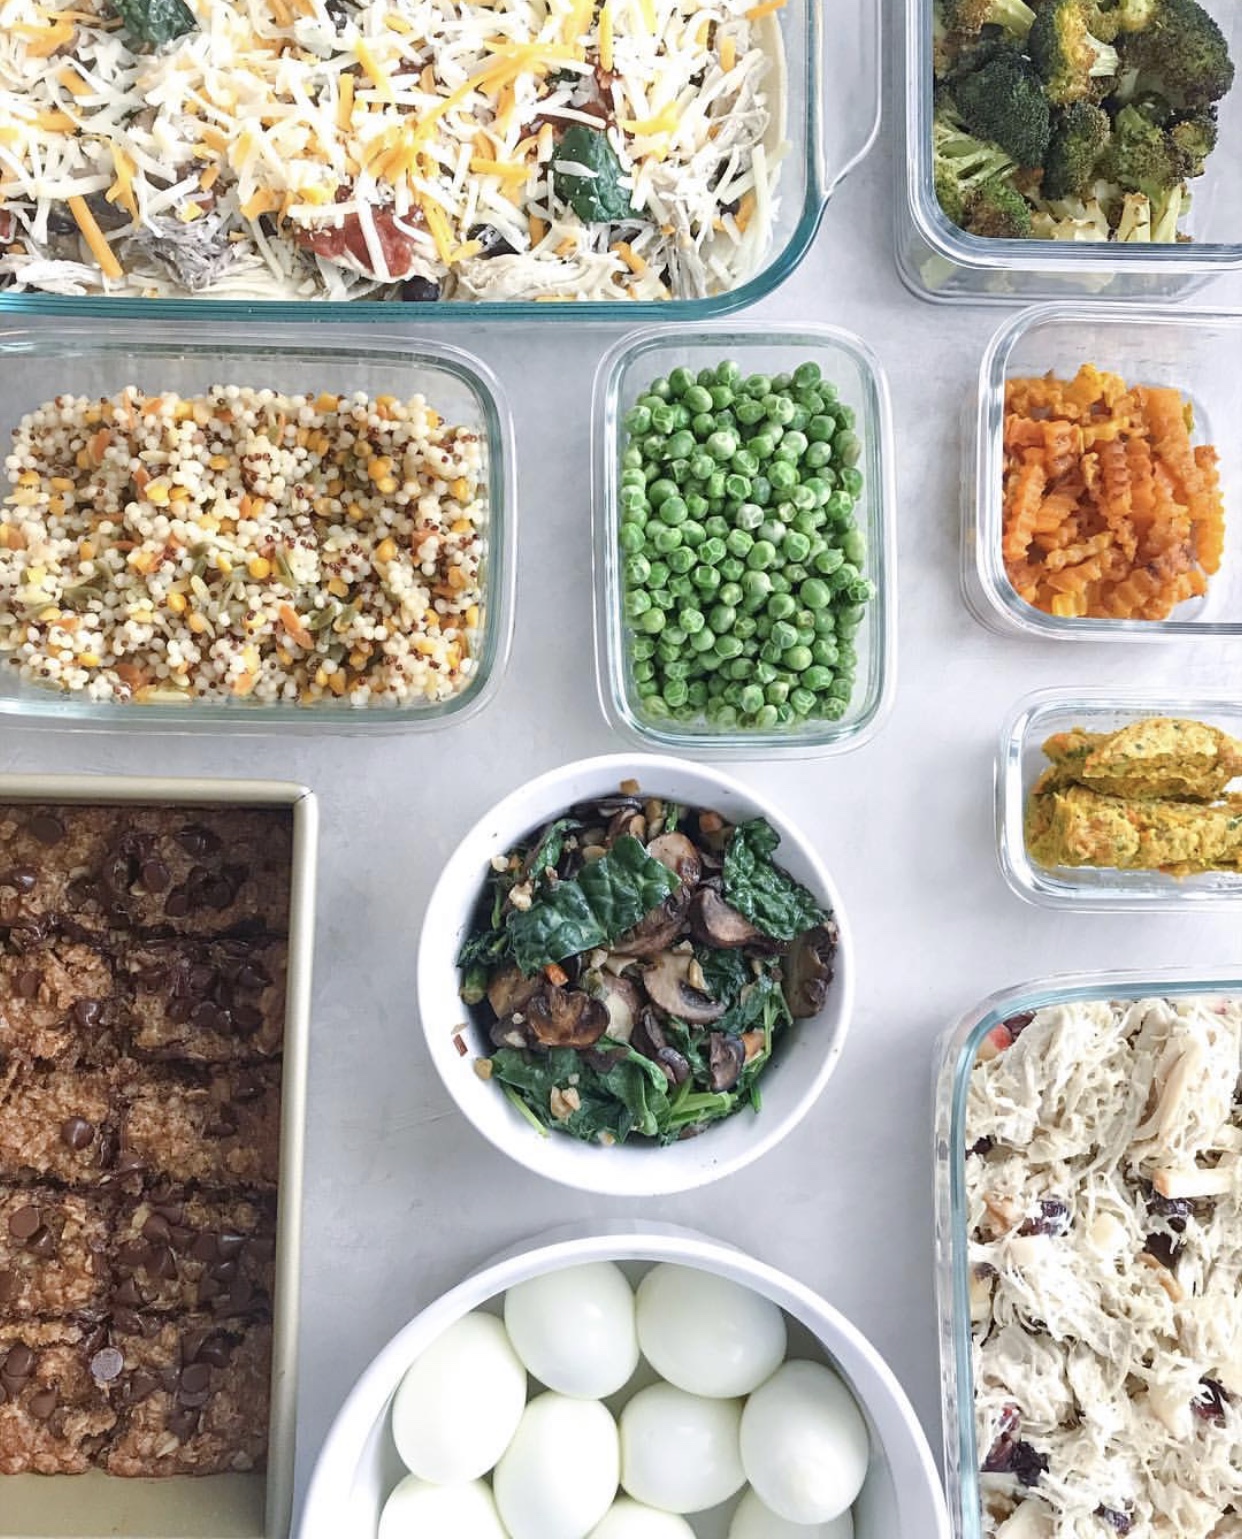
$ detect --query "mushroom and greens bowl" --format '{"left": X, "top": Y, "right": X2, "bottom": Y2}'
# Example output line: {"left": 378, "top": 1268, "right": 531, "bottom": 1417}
{"left": 454, "top": 786, "right": 840, "bottom": 1152}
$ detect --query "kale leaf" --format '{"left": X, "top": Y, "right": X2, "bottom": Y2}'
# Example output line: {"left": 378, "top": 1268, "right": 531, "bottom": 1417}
{"left": 114, "top": 0, "right": 196, "bottom": 45}
{"left": 507, "top": 835, "right": 680, "bottom": 975}
{"left": 488, "top": 1042, "right": 672, "bottom": 1145}
{"left": 694, "top": 945, "right": 750, "bottom": 1006}
{"left": 722, "top": 818, "right": 828, "bottom": 942}
{"left": 525, "top": 816, "right": 578, "bottom": 880}
{"left": 551, "top": 126, "right": 635, "bottom": 223}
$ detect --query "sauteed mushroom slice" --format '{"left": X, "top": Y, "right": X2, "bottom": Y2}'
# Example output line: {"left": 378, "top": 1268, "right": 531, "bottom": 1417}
{"left": 593, "top": 974, "right": 643, "bottom": 1042}
{"left": 784, "top": 922, "right": 840, "bottom": 1019}
{"left": 487, "top": 965, "right": 543, "bottom": 1020}
{"left": 708, "top": 1032, "right": 746, "bottom": 1092}
{"left": 642, "top": 952, "right": 726, "bottom": 1025}
{"left": 645, "top": 832, "right": 702, "bottom": 890}
{"left": 689, "top": 887, "right": 761, "bottom": 949}
{"left": 526, "top": 986, "right": 609, "bottom": 1049}
{"left": 610, "top": 889, "right": 690, "bottom": 958}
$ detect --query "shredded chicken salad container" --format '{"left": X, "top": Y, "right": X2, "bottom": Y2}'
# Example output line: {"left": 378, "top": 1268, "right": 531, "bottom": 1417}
{"left": 934, "top": 969, "right": 1242, "bottom": 1539}
{"left": 0, "top": 322, "right": 515, "bottom": 732}
{"left": 0, "top": 0, "right": 879, "bottom": 321}
{"left": 997, "top": 688, "right": 1242, "bottom": 911}
{"left": 900, "top": 0, "right": 1242, "bottom": 304}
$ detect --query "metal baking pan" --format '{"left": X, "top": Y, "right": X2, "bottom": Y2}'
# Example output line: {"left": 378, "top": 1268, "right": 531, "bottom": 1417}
{"left": 0, "top": 775, "right": 317, "bottom": 1539}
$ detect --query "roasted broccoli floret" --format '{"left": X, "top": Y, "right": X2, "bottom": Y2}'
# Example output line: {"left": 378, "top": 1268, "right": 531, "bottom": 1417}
{"left": 1119, "top": 0, "right": 1235, "bottom": 109}
{"left": 964, "top": 177, "right": 1034, "bottom": 235}
{"left": 1030, "top": 0, "right": 1121, "bottom": 102}
{"left": 939, "top": 0, "right": 1037, "bottom": 42}
{"left": 933, "top": 113, "right": 1017, "bottom": 220}
{"left": 1043, "top": 100, "right": 1112, "bottom": 195}
{"left": 1100, "top": 101, "right": 1183, "bottom": 197}
{"left": 953, "top": 47, "right": 1054, "bottom": 165}
{"left": 1168, "top": 106, "right": 1218, "bottom": 175}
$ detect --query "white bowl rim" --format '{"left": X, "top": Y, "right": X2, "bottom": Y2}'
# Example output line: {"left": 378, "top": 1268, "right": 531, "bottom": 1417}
{"left": 416, "top": 752, "right": 856, "bottom": 1197}
{"left": 296, "top": 1223, "right": 950, "bottom": 1539}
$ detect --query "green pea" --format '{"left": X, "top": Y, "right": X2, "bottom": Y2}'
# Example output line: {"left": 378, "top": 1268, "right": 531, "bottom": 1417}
{"left": 709, "top": 601, "right": 737, "bottom": 633}
{"left": 783, "top": 644, "right": 813, "bottom": 672}
{"left": 715, "top": 360, "right": 742, "bottom": 387}
{"left": 767, "top": 592, "right": 796, "bottom": 621}
{"left": 679, "top": 521, "right": 706, "bottom": 549}
{"left": 764, "top": 679, "right": 789, "bottom": 704}
{"left": 623, "top": 404, "right": 653, "bottom": 435}
{"left": 805, "top": 441, "right": 833, "bottom": 470}
{"left": 768, "top": 460, "right": 797, "bottom": 492}
{"left": 662, "top": 624, "right": 686, "bottom": 645}
{"left": 718, "top": 579, "right": 744, "bottom": 607}
{"left": 733, "top": 613, "right": 757, "bottom": 640}
{"left": 706, "top": 430, "right": 738, "bottom": 462}
{"left": 631, "top": 636, "right": 655, "bottom": 661}
{"left": 691, "top": 413, "right": 716, "bottom": 440}
{"left": 636, "top": 606, "right": 665, "bottom": 634}
{"left": 800, "top": 577, "right": 832, "bottom": 610}
{"left": 781, "top": 530, "right": 811, "bottom": 564}
{"left": 689, "top": 626, "right": 717, "bottom": 653}
{"left": 750, "top": 475, "right": 772, "bottom": 508}
{"left": 726, "top": 528, "right": 755, "bottom": 560}
{"left": 820, "top": 697, "right": 847, "bottom": 722}
{"left": 625, "top": 554, "right": 652, "bottom": 586}
{"left": 650, "top": 405, "right": 677, "bottom": 435}
{"left": 747, "top": 432, "right": 775, "bottom": 461}
{"left": 802, "top": 665, "right": 834, "bottom": 693}
{"left": 706, "top": 471, "right": 727, "bottom": 499}
{"left": 624, "top": 588, "right": 653, "bottom": 619}
{"left": 618, "top": 523, "right": 644, "bottom": 554}
{"left": 665, "top": 430, "right": 695, "bottom": 461}
{"left": 780, "top": 430, "right": 808, "bottom": 460}
{"left": 738, "top": 684, "right": 764, "bottom": 716}
{"left": 793, "top": 361, "right": 821, "bottom": 389}
{"left": 788, "top": 687, "right": 815, "bottom": 716}
{"left": 839, "top": 468, "right": 864, "bottom": 498}
{"left": 814, "top": 546, "right": 845, "bottom": 576}
{"left": 714, "top": 633, "right": 743, "bottom": 661}
{"left": 667, "top": 575, "right": 693, "bottom": 600}
{"left": 746, "top": 539, "right": 777, "bottom": 571}
{"left": 725, "top": 473, "right": 751, "bottom": 501}
{"left": 699, "top": 537, "right": 727, "bottom": 566}
{"left": 679, "top": 606, "right": 705, "bottom": 635}
{"left": 658, "top": 495, "right": 688, "bottom": 527}
{"left": 834, "top": 430, "right": 861, "bottom": 468}
{"left": 709, "top": 384, "right": 734, "bottom": 410}
{"left": 769, "top": 620, "right": 798, "bottom": 652}
{"left": 732, "top": 449, "right": 759, "bottom": 478}
{"left": 683, "top": 384, "right": 714, "bottom": 414}
{"left": 651, "top": 525, "right": 683, "bottom": 554}
{"left": 692, "top": 565, "right": 721, "bottom": 593}
{"left": 811, "top": 638, "right": 838, "bottom": 667}
{"left": 667, "top": 366, "right": 695, "bottom": 397}
{"left": 754, "top": 704, "right": 779, "bottom": 729}
{"left": 744, "top": 373, "right": 772, "bottom": 399}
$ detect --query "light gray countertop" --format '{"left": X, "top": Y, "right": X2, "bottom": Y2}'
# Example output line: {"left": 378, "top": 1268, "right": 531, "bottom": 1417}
{"left": 3, "top": 55, "right": 1240, "bottom": 1529}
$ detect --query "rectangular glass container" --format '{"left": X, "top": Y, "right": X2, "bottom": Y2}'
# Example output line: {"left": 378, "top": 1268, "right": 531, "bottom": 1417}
{"left": 965, "top": 303, "right": 1242, "bottom": 640}
{"left": 0, "top": 2, "right": 878, "bottom": 325}
{"left": 901, "top": 0, "right": 1242, "bottom": 304}
{"left": 592, "top": 322, "right": 897, "bottom": 758}
{"left": 934, "top": 967, "right": 1242, "bottom": 1539}
{"left": 0, "top": 773, "right": 316, "bottom": 1539}
{"left": 997, "top": 686, "right": 1242, "bottom": 909}
{"left": 0, "top": 323, "right": 515, "bottom": 732}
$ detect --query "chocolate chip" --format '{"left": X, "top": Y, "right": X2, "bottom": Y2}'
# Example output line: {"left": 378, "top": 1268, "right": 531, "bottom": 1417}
{"left": 26, "top": 1226, "right": 57, "bottom": 1260}
{"left": 168, "top": 1406, "right": 200, "bottom": 1440}
{"left": 113, "top": 1277, "right": 145, "bottom": 1308}
{"left": 194, "top": 1335, "right": 233, "bottom": 1369}
{"left": 7, "top": 1205, "right": 41, "bottom": 1241}
{"left": 189, "top": 965, "right": 216, "bottom": 994}
{"left": 198, "top": 1276, "right": 221, "bottom": 1303}
{"left": 216, "top": 1231, "right": 248, "bottom": 1259}
{"left": 2, "top": 868, "right": 37, "bottom": 893}
{"left": 149, "top": 1246, "right": 178, "bottom": 1281}
{"left": 0, "top": 1272, "right": 13, "bottom": 1303}
{"left": 112, "top": 1309, "right": 144, "bottom": 1336}
{"left": 28, "top": 814, "right": 65, "bottom": 846}
{"left": 201, "top": 877, "right": 235, "bottom": 911}
{"left": 141, "top": 859, "right": 171, "bottom": 893}
{"left": 219, "top": 1276, "right": 254, "bottom": 1315}
{"left": 27, "top": 1388, "right": 57, "bottom": 1420}
{"left": 141, "top": 1213, "right": 172, "bottom": 1245}
{"left": 117, "top": 1241, "right": 150, "bottom": 1270}
{"left": 4, "top": 1343, "right": 35, "bottom": 1378}
{"left": 90, "top": 1346, "right": 124, "bottom": 1383}
{"left": 82, "top": 1324, "right": 108, "bottom": 1356}
{"left": 180, "top": 1328, "right": 210, "bottom": 1364}
{"left": 128, "top": 1371, "right": 158, "bottom": 1403}
{"left": 73, "top": 998, "right": 102, "bottom": 1030}
{"left": 15, "top": 968, "right": 41, "bottom": 999}
{"left": 232, "top": 1005, "right": 263, "bottom": 1035}
{"left": 180, "top": 1362, "right": 211, "bottom": 1395}
{"left": 190, "top": 1233, "right": 219, "bottom": 1263}
{"left": 231, "top": 1071, "right": 264, "bottom": 1102}
{"left": 164, "top": 889, "right": 192, "bottom": 919}
{"left": 191, "top": 1000, "right": 227, "bottom": 1032}
{"left": 59, "top": 1117, "right": 95, "bottom": 1150}
{"left": 211, "top": 1259, "right": 238, "bottom": 1284}
{"left": 178, "top": 825, "right": 221, "bottom": 856}
{"left": 167, "top": 994, "right": 193, "bottom": 1025}
{"left": 237, "top": 963, "right": 269, "bottom": 991}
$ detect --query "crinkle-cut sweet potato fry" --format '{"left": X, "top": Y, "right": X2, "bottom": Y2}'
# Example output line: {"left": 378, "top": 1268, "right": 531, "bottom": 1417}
{"left": 1001, "top": 365, "right": 1226, "bottom": 621}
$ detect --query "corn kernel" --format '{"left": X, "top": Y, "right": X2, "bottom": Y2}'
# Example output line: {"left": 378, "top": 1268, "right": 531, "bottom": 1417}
{"left": 209, "top": 455, "right": 230, "bottom": 471}
{"left": 346, "top": 502, "right": 364, "bottom": 522}
{"left": 451, "top": 478, "right": 470, "bottom": 501}
{"left": 465, "top": 605, "right": 480, "bottom": 629}
{"left": 79, "top": 540, "right": 95, "bottom": 561}
{"left": 17, "top": 471, "right": 39, "bottom": 487}
{"left": 49, "top": 476, "right": 74, "bottom": 492}
{"left": 145, "top": 482, "right": 170, "bottom": 505}
{"left": 376, "top": 476, "right": 398, "bottom": 496}
{"left": 248, "top": 555, "right": 271, "bottom": 580}
{"left": 451, "top": 517, "right": 473, "bottom": 534}
{"left": 188, "top": 613, "right": 209, "bottom": 634}
{"left": 328, "top": 670, "right": 348, "bottom": 696}
{"left": 328, "top": 576, "right": 349, "bottom": 598}
{"left": 167, "top": 590, "right": 188, "bottom": 615}
{"left": 367, "top": 456, "right": 393, "bottom": 483}
{"left": 376, "top": 537, "right": 397, "bottom": 563}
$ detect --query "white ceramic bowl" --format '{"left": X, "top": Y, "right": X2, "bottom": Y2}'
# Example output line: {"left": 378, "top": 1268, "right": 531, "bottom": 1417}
{"left": 298, "top": 1226, "right": 949, "bottom": 1539}
{"left": 417, "top": 753, "right": 855, "bottom": 1197}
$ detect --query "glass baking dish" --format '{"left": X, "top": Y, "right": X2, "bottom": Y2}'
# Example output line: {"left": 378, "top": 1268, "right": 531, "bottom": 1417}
{"left": 0, "top": 322, "right": 515, "bottom": 733}
{"left": 965, "top": 303, "right": 1242, "bottom": 641}
{"left": 591, "top": 321, "right": 897, "bottom": 758}
{"left": 997, "top": 686, "right": 1242, "bottom": 910}
{"left": 900, "top": 0, "right": 1242, "bottom": 304}
{"left": 0, "top": 2, "right": 878, "bottom": 325}
{"left": 933, "top": 966, "right": 1242, "bottom": 1539}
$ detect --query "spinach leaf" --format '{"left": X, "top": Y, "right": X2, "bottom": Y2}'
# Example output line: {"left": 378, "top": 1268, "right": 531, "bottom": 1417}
{"left": 507, "top": 835, "right": 681, "bottom": 975}
{"left": 551, "top": 126, "right": 635, "bottom": 223}
{"left": 722, "top": 818, "right": 828, "bottom": 942}
{"left": 487, "top": 1042, "right": 671, "bottom": 1146}
{"left": 457, "top": 924, "right": 511, "bottom": 969}
{"left": 694, "top": 946, "right": 749, "bottom": 1007}
{"left": 525, "top": 816, "right": 578, "bottom": 882}
{"left": 114, "top": 0, "right": 196, "bottom": 45}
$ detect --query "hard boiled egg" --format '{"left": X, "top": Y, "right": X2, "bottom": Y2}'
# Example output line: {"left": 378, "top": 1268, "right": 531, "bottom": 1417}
{"left": 493, "top": 1390, "right": 619, "bottom": 1539}
{"left": 505, "top": 1262, "right": 639, "bottom": 1399}
{"left": 635, "top": 1265, "right": 786, "bottom": 1399}
{"left": 739, "top": 1360, "right": 869, "bottom": 1525}
{"left": 620, "top": 1382, "right": 745, "bottom": 1514}
{"left": 589, "top": 1497, "right": 697, "bottom": 1538}
{"left": 390, "top": 1310, "right": 526, "bottom": 1484}
{"left": 729, "top": 1486, "right": 856, "bottom": 1539}
{"left": 378, "top": 1474, "right": 509, "bottom": 1539}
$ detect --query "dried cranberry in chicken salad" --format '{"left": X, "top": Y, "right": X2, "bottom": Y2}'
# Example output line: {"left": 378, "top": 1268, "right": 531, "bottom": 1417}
{"left": 966, "top": 995, "right": 1242, "bottom": 1539}
{"left": 456, "top": 791, "right": 839, "bottom": 1147}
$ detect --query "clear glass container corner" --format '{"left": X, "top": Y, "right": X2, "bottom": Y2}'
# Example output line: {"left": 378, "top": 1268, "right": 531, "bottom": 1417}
{"left": 0, "top": 320, "right": 517, "bottom": 734}
{"left": 591, "top": 320, "right": 898, "bottom": 760}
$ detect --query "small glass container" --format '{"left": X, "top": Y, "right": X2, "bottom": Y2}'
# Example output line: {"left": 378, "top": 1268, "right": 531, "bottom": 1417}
{"left": 591, "top": 321, "right": 897, "bottom": 758}
{"left": 0, "top": 321, "right": 516, "bottom": 733}
{"left": 0, "top": 1, "right": 878, "bottom": 325}
{"left": 965, "top": 303, "right": 1242, "bottom": 640}
{"left": 997, "top": 687, "right": 1242, "bottom": 910}
{"left": 900, "top": 0, "right": 1242, "bottom": 304}
{"left": 933, "top": 967, "right": 1242, "bottom": 1539}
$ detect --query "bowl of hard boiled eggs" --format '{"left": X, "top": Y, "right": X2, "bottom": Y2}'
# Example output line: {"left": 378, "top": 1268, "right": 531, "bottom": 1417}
{"left": 298, "top": 1226, "right": 949, "bottom": 1539}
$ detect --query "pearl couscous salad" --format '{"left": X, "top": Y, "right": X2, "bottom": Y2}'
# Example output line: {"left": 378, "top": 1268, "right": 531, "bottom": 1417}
{"left": 0, "top": 385, "right": 485, "bottom": 706}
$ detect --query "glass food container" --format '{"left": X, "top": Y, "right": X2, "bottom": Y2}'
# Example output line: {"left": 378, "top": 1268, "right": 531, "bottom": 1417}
{"left": 934, "top": 967, "right": 1242, "bottom": 1539}
{"left": 900, "top": 0, "right": 1242, "bottom": 304}
{"left": 997, "top": 687, "right": 1242, "bottom": 910}
{"left": 592, "top": 321, "right": 897, "bottom": 759}
{"left": 965, "top": 303, "right": 1242, "bottom": 640}
{"left": 0, "top": 2, "right": 879, "bottom": 325}
{"left": 0, "top": 322, "right": 516, "bottom": 732}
